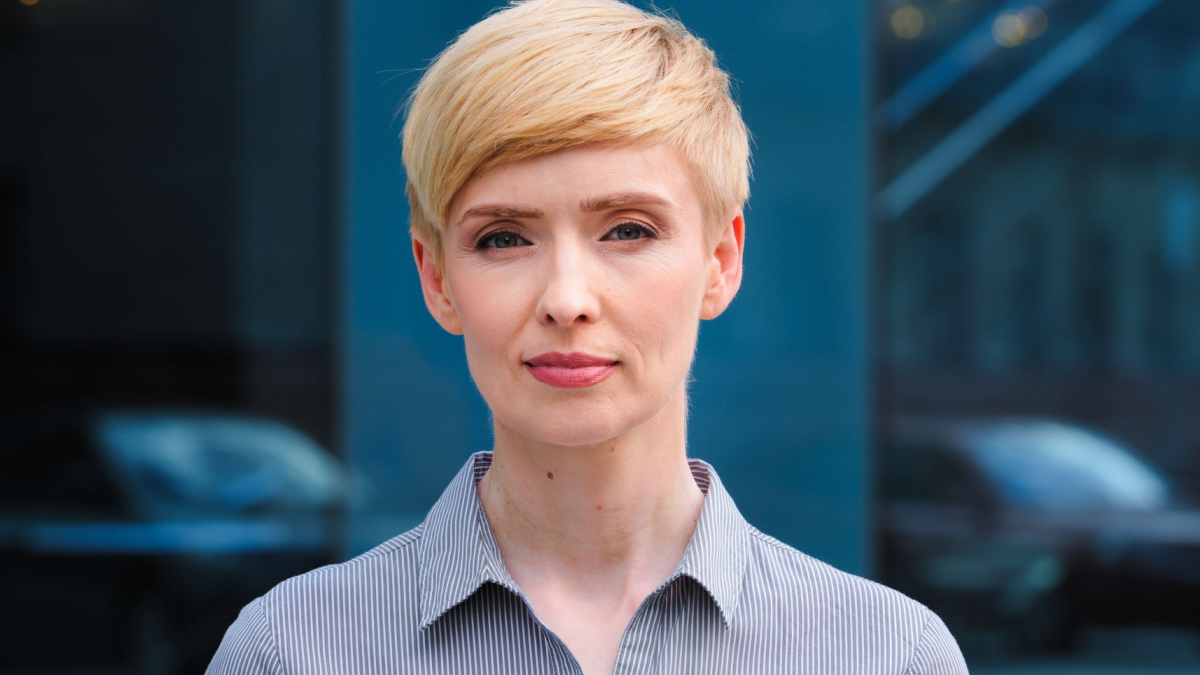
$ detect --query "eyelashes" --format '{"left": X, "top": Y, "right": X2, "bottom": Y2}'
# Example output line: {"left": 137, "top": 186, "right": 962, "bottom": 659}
{"left": 475, "top": 230, "right": 530, "bottom": 250}
{"left": 601, "top": 222, "right": 655, "bottom": 241}
{"left": 474, "top": 222, "right": 657, "bottom": 250}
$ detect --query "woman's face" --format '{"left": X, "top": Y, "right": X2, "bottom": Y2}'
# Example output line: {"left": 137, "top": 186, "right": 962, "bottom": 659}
{"left": 415, "top": 143, "right": 743, "bottom": 447}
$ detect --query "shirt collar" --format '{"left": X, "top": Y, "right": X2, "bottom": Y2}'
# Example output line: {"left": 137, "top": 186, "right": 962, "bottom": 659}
{"left": 673, "top": 458, "right": 750, "bottom": 629}
{"left": 417, "top": 452, "right": 749, "bottom": 630}
{"left": 417, "top": 452, "right": 520, "bottom": 629}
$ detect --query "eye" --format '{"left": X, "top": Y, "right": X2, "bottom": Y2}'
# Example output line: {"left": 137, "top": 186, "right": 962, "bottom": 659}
{"left": 603, "top": 222, "right": 654, "bottom": 241}
{"left": 477, "top": 230, "right": 530, "bottom": 250}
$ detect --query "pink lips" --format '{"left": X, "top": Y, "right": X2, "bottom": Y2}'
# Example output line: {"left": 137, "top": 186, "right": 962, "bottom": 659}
{"left": 525, "top": 352, "right": 618, "bottom": 388}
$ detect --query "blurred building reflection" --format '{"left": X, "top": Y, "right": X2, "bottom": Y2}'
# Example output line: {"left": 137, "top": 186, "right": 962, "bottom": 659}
{"left": 0, "top": 0, "right": 339, "bottom": 672}
{"left": 0, "top": 0, "right": 337, "bottom": 445}
{"left": 877, "top": 0, "right": 1200, "bottom": 667}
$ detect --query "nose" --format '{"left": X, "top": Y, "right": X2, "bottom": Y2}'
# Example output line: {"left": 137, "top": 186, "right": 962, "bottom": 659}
{"left": 534, "top": 241, "right": 600, "bottom": 328}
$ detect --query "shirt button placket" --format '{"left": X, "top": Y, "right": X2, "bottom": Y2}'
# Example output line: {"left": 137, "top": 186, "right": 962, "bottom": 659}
{"left": 612, "top": 592, "right": 666, "bottom": 675}
{"left": 545, "top": 630, "right": 584, "bottom": 675}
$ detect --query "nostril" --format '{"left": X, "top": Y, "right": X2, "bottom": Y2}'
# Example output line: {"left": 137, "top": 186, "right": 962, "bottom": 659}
{"left": 542, "top": 312, "right": 589, "bottom": 326}
{"left": 535, "top": 270, "right": 598, "bottom": 325}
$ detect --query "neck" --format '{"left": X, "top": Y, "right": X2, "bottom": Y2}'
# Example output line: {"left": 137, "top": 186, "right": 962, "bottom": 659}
{"left": 477, "top": 388, "right": 704, "bottom": 597}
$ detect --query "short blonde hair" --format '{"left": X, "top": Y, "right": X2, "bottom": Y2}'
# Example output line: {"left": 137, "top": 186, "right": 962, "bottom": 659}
{"left": 401, "top": 0, "right": 750, "bottom": 264}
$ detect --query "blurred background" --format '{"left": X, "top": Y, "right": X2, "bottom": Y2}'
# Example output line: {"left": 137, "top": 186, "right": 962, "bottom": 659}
{"left": 0, "top": 0, "right": 1197, "bottom": 672}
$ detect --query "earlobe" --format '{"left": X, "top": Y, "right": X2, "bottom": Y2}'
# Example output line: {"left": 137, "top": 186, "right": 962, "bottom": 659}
{"left": 700, "top": 211, "right": 745, "bottom": 320}
{"left": 412, "top": 235, "right": 465, "bottom": 335}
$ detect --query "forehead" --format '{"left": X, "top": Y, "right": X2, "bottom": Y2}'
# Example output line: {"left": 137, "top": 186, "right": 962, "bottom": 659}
{"left": 448, "top": 143, "right": 702, "bottom": 220}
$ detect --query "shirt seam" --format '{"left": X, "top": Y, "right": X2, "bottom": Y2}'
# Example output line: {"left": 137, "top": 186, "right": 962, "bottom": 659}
{"left": 900, "top": 607, "right": 935, "bottom": 675}
{"left": 265, "top": 538, "right": 420, "bottom": 602}
{"left": 256, "top": 595, "right": 288, "bottom": 675}
{"left": 746, "top": 527, "right": 800, "bottom": 551}
{"left": 351, "top": 526, "right": 424, "bottom": 562}
{"left": 285, "top": 526, "right": 424, "bottom": 585}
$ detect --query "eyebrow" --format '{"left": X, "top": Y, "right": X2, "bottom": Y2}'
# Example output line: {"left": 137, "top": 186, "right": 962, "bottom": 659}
{"left": 455, "top": 192, "right": 670, "bottom": 228}
{"left": 456, "top": 205, "right": 544, "bottom": 227}
{"left": 580, "top": 192, "right": 671, "bottom": 212}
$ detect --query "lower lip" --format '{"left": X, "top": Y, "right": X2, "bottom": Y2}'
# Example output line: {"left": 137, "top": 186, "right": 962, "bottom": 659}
{"left": 525, "top": 364, "right": 618, "bottom": 388}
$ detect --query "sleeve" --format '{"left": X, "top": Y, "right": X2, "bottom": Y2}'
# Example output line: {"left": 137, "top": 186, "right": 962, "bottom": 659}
{"left": 206, "top": 597, "right": 285, "bottom": 675}
{"left": 902, "top": 609, "right": 969, "bottom": 675}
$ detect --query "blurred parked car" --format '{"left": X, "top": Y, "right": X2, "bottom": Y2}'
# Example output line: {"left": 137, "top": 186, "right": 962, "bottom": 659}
{"left": 0, "top": 406, "right": 348, "bottom": 674}
{"left": 880, "top": 417, "right": 1200, "bottom": 652}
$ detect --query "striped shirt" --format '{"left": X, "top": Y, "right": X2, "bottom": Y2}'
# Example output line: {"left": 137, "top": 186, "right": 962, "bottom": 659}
{"left": 208, "top": 452, "right": 968, "bottom": 674}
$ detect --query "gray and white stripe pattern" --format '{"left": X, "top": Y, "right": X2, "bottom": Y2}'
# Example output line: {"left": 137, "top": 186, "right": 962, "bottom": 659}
{"left": 208, "top": 452, "right": 968, "bottom": 674}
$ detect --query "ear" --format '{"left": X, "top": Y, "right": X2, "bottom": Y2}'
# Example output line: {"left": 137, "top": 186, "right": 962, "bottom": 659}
{"left": 412, "top": 235, "right": 464, "bottom": 335}
{"left": 700, "top": 209, "right": 745, "bottom": 320}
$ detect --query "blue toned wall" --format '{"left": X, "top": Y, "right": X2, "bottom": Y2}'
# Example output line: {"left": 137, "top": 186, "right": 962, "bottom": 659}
{"left": 342, "top": 1, "right": 872, "bottom": 574}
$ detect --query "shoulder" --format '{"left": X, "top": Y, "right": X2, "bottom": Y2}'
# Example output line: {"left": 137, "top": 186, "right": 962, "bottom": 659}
{"left": 207, "top": 525, "right": 426, "bottom": 674}
{"left": 738, "top": 527, "right": 968, "bottom": 674}
{"left": 260, "top": 523, "right": 425, "bottom": 618}
{"left": 744, "top": 525, "right": 924, "bottom": 618}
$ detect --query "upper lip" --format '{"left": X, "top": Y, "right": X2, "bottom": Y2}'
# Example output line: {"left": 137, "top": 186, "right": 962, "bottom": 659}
{"left": 525, "top": 352, "right": 617, "bottom": 368}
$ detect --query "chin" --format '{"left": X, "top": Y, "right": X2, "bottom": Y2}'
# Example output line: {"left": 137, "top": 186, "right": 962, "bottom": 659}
{"left": 501, "top": 415, "right": 628, "bottom": 448}
{"left": 493, "top": 399, "right": 658, "bottom": 448}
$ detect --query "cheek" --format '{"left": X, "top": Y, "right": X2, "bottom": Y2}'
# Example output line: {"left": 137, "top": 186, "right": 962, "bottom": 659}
{"left": 447, "top": 270, "right": 529, "bottom": 375}
{"left": 614, "top": 255, "right": 708, "bottom": 367}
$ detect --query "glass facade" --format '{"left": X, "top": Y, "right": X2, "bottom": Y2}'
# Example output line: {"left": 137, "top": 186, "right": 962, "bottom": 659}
{"left": 876, "top": 0, "right": 1200, "bottom": 668}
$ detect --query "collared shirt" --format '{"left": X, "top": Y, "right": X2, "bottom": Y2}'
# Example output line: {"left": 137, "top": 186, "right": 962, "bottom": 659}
{"left": 208, "top": 452, "right": 968, "bottom": 674}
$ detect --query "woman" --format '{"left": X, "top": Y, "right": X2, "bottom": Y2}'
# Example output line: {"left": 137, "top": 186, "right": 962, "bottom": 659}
{"left": 209, "top": 0, "right": 968, "bottom": 673}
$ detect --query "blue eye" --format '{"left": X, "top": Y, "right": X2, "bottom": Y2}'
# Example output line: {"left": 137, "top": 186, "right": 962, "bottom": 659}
{"left": 604, "top": 223, "right": 653, "bottom": 241}
{"left": 478, "top": 231, "right": 529, "bottom": 249}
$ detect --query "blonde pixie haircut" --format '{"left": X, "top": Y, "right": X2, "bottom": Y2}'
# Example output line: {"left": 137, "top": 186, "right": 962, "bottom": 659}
{"left": 402, "top": 0, "right": 750, "bottom": 266}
